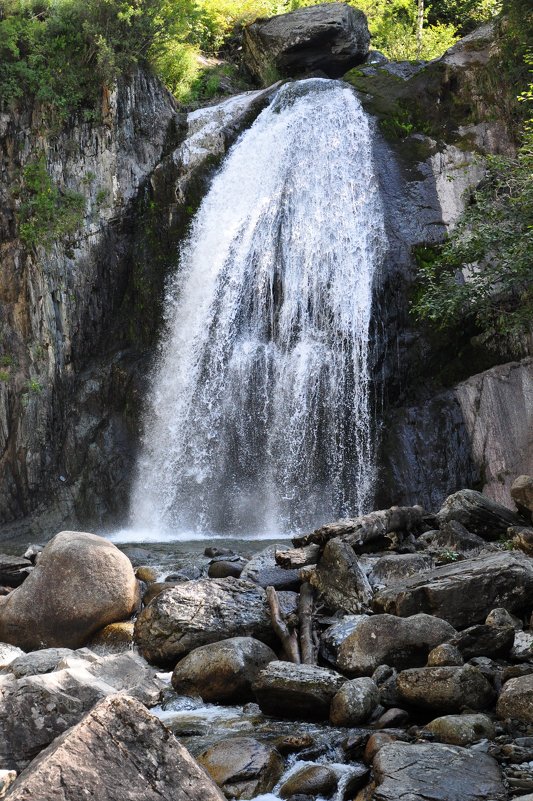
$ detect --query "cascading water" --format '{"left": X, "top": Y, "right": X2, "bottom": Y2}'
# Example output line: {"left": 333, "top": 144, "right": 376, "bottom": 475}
{"left": 131, "top": 78, "right": 386, "bottom": 537}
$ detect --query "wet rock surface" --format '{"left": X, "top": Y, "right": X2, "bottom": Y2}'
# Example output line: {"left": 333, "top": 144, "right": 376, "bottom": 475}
{"left": 198, "top": 737, "right": 284, "bottom": 799}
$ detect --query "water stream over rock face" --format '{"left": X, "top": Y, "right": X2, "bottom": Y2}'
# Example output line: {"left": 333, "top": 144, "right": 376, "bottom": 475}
{"left": 131, "top": 79, "right": 386, "bottom": 537}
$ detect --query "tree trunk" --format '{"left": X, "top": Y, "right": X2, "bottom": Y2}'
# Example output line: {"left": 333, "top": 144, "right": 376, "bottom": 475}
{"left": 266, "top": 585, "right": 301, "bottom": 663}
{"left": 416, "top": 0, "right": 424, "bottom": 59}
{"left": 298, "top": 582, "right": 315, "bottom": 664}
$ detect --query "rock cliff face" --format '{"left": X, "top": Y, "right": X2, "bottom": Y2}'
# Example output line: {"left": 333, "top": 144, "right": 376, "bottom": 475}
{"left": 349, "top": 23, "right": 533, "bottom": 511}
{"left": 0, "top": 70, "right": 275, "bottom": 537}
{"left": 0, "top": 19, "right": 530, "bottom": 535}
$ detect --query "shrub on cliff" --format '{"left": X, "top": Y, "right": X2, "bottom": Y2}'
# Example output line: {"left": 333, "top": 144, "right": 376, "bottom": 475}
{"left": 413, "top": 28, "right": 533, "bottom": 354}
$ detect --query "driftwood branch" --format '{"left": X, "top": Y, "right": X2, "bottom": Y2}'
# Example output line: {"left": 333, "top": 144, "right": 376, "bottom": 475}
{"left": 266, "top": 585, "right": 301, "bottom": 663}
{"left": 275, "top": 544, "right": 321, "bottom": 569}
{"left": 298, "top": 582, "right": 315, "bottom": 665}
{"left": 293, "top": 505, "right": 425, "bottom": 549}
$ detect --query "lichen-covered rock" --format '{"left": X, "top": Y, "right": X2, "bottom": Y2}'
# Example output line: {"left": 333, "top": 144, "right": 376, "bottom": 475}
{"left": 88, "top": 621, "right": 134, "bottom": 654}
{"left": 373, "top": 551, "right": 533, "bottom": 627}
{"left": 497, "top": 674, "right": 533, "bottom": 723}
{"left": 198, "top": 737, "right": 283, "bottom": 800}
{"left": 334, "top": 614, "right": 456, "bottom": 675}
{"left": 329, "top": 677, "right": 379, "bottom": 726}
{"left": 171, "top": 637, "right": 277, "bottom": 703}
{"left": 310, "top": 538, "right": 372, "bottom": 614}
{"left": 396, "top": 665, "right": 494, "bottom": 713}
{"left": 0, "top": 531, "right": 140, "bottom": 650}
{"left": 135, "top": 578, "right": 273, "bottom": 665}
{"left": 243, "top": 3, "right": 370, "bottom": 84}
{"left": 252, "top": 660, "right": 346, "bottom": 720}
{"left": 425, "top": 714, "right": 495, "bottom": 746}
{"left": 369, "top": 553, "right": 434, "bottom": 587}
{"left": 0, "top": 651, "right": 163, "bottom": 769}
{"left": 427, "top": 643, "right": 464, "bottom": 667}
{"left": 6, "top": 694, "right": 225, "bottom": 801}
{"left": 372, "top": 742, "right": 506, "bottom": 801}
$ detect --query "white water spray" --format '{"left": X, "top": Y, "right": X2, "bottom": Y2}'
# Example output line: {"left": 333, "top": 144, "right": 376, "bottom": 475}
{"left": 131, "top": 79, "right": 386, "bottom": 537}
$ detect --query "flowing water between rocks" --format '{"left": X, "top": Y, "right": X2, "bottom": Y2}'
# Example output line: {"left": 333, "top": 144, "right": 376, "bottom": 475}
{"left": 130, "top": 78, "right": 386, "bottom": 540}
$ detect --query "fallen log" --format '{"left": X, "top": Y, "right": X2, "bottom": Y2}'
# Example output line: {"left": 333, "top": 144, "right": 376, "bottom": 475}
{"left": 266, "top": 585, "right": 300, "bottom": 663}
{"left": 275, "top": 544, "right": 321, "bottom": 569}
{"left": 298, "top": 582, "right": 315, "bottom": 665}
{"left": 293, "top": 505, "right": 425, "bottom": 549}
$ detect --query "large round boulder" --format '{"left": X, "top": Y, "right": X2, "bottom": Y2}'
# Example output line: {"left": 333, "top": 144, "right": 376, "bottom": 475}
{"left": 0, "top": 531, "right": 140, "bottom": 650}
{"left": 243, "top": 3, "right": 370, "bottom": 85}
{"left": 171, "top": 637, "right": 277, "bottom": 702}
{"left": 333, "top": 613, "right": 456, "bottom": 675}
{"left": 134, "top": 578, "right": 275, "bottom": 665}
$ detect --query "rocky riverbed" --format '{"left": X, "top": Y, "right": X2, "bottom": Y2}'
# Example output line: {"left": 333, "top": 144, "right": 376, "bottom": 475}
{"left": 2, "top": 477, "right": 533, "bottom": 800}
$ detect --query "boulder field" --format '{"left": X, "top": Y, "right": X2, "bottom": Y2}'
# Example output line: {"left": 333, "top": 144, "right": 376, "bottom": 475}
{"left": 0, "top": 480, "right": 533, "bottom": 798}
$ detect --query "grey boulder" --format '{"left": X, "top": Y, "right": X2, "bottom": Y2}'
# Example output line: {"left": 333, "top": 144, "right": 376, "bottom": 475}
{"left": 243, "top": 2, "right": 370, "bottom": 84}
{"left": 511, "top": 475, "right": 533, "bottom": 518}
{"left": 449, "top": 623, "right": 515, "bottom": 659}
{"left": 369, "top": 553, "right": 434, "bottom": 587}
{"left": 252, "top": 660, "right": 346, "bottom": 720}
{"left": 134, "top": 578, "right": 273, "bottom": 665}
{"left": 0, "top": 651, "right": 163, "bottom": 769}
{"left": 6, "top": 694, "right": 225, "bottom": 801}
{"left": 373, "top": 550, "right": 533, "bottom": 627}
{"left": 497, "top": 673, "right": 533, "bottom": 723}
{"left": 334, "top": 613, "right": 456, "bottom": 675}
{"left": 329, "top": 677, "right": 379, "bottom": 726}
{"left": 310, "top": 538, "right": 372, "bottom": 614}
{"left": 171, "top": 636, "right": 277, "bottom": 703}
{"left": 396, "top": 665, "right": 494, "bottom": 713}
{"left": 425, "top": 713, "right": 495, "bottom": 746}
{"left": 436, "top": 489, "right": 523, "bottom": 538}
{"left": 240, "top": 545, "right": 301, "bottom": 591}
{"left": 372, "top": 742, "right": 506, "bottom": 801}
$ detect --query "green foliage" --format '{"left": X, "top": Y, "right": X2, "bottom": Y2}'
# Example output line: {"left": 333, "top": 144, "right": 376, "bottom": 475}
{"left": 0, "top": 355, "right": 14, "bottom": 367}
{"left": 0, "top": 0, "right": 198, "bottom": 120}
{"left": 0, "top": 371, "right": 9, "bottom": 382}
{"left": 413, "top": 47, "right": 533, "bottom": 352}
{"left": 18, "top": 154, "right": 86, "bottom": 250}
{"left": 26, "top": 378, "right": 42, "bottom": 393}
{"left": 0, "top": 0, "right": 500, "bottom": 118}
{"left": 438, "top": 549, "right": 461, "bottom": 562}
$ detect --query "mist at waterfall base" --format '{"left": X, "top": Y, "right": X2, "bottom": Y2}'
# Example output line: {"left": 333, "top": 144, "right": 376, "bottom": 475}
{"left": 119, "top": 79, "right": 386, "bottom": 545}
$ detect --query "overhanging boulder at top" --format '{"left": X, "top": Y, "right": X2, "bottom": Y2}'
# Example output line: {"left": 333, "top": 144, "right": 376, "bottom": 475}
{"left": 243, "top": 2, "right": 370, "bottom": 84}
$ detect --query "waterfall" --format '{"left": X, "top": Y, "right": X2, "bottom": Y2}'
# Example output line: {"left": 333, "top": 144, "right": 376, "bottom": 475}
{"left": 131, "top": 79, "right": 386, "bottom": 537}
